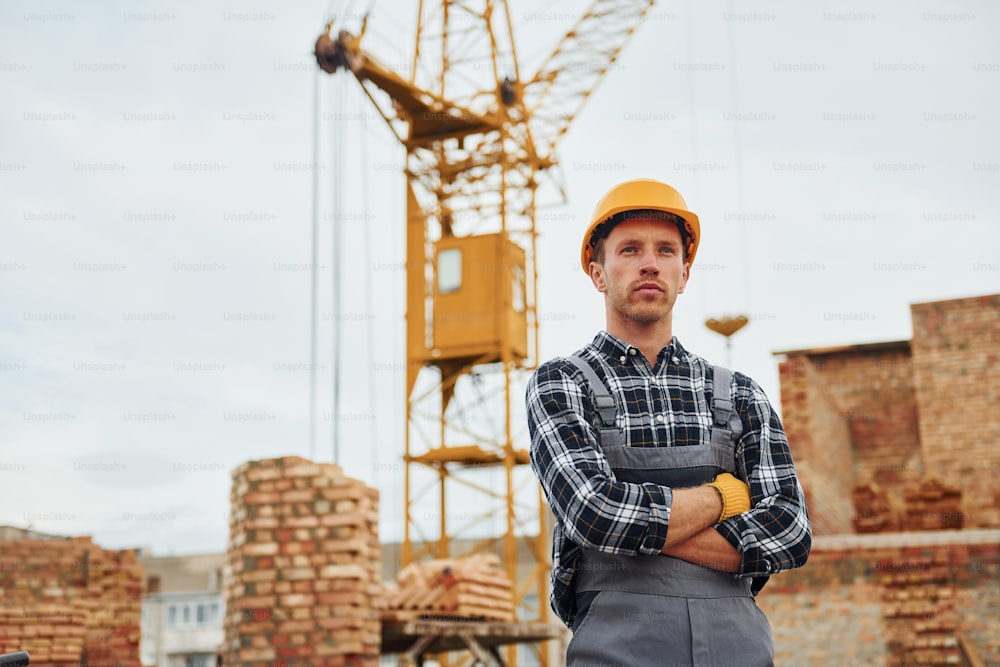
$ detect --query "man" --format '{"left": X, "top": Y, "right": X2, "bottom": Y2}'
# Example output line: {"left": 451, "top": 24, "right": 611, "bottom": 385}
{"left": 526, "top": 178, "right": 811, "bottom": 666}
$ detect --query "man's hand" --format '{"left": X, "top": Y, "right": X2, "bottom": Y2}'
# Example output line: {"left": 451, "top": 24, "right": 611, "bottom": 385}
{"left": 707, "top": 472, "right": 751, "bottom": 522}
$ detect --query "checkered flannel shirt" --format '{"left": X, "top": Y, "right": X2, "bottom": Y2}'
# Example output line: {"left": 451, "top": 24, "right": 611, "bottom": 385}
{"left": 526, "top": 331, "right": 812, "bottom": 626}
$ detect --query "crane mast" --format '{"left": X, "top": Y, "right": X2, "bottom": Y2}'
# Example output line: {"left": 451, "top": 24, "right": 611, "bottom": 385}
{"left": 315, "top": 2, "right": 656, "bottom": 663}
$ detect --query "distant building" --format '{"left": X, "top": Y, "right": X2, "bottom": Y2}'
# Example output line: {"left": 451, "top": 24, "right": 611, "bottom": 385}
{"left": 140, "top": 553, "right": 226, "bottom": 667}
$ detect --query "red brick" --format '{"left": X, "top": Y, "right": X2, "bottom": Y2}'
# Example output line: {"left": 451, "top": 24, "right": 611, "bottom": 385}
{"left": 242, "top": 542, "right": 279, "bottom": 556}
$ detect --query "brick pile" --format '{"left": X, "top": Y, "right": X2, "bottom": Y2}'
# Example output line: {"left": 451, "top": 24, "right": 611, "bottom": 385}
{"left": 0, "top": 537, "right": 142, "bottom": 667}
{"left": 0, "top": 606, "right": 85, "bottom": 665}
{"left": 903, "top": 478, "right": 964, "bottom": 531}
{"left": 379, "top": 553, "right": 516, "bottom": 622}
{"left": 852, "top": 482, "right": 900, "bottom": 533}
{"left": 223, "top": 456, "right": 381, "bottom": 667}
{"left": 877, "top": 556, "right": 960, "bottom": 665}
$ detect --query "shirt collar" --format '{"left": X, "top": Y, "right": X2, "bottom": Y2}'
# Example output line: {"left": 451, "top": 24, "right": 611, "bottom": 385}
{"left": 591, "top": 330, "right": 687, "bottom": 364}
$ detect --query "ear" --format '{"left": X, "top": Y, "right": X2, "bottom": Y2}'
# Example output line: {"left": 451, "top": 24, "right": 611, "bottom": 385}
{"left": 678, "top": 262, "right": 690, "bottom": 294}
{"left": 589, "top": 261, "right": 607, "bottom": 293}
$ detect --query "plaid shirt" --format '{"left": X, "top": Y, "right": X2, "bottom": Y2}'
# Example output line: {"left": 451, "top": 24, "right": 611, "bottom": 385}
{"left": 526, "top": 331, "right": 812, "bottom": 626}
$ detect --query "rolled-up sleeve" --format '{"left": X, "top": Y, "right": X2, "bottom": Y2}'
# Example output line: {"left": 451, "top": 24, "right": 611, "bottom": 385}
{"left": 527, "top": 360, "right": 672, "bottom": 555}
{"left": 715, "top": 375, "right": 812, "bottom": 576}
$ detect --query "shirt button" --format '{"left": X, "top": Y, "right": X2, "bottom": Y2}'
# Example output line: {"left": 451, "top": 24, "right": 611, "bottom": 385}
{"left": 671, "top": 356, "right": 680, "bottom": 364}
{"left": 656, "top": 415, "right": 665, "bottom": 423}
{"left": 619, "top": 355, "right": 626, "bottom": 362}
{"left": 629, "top": 348, "right": 637, "bottom": 356}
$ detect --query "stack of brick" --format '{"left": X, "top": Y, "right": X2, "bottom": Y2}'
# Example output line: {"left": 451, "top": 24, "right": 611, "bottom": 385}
{"left": 852, "top": 482, "right": 900, "bottom": 533}
{"left": 224, "top": 456, "right": 381, "bottom": 667}
{"left": 380, "top": 553, "right": 516, "bottom": 622}
{"left": 0, "top": 606, "right": 86, "bottom": 665}
{"left": 0, "top": 537, "right": 142, "bottom": 667}
{"left": 903, "top": 478, "right": 964, "bottom": 531}
{"left": 80, "top": 546, "right": 144, "bottom": 667}
{"left": 877, "top": 556, "right": 960, "bottom": 665}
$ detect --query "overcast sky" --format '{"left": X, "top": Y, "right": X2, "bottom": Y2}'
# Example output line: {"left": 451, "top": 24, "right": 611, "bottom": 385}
{"left": 2, "top": 0, "right": 998, "bottom": 556}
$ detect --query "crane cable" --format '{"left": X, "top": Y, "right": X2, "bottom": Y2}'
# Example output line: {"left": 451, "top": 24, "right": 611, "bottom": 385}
{"left": 309, "top": 68, "right": 321, "bottom": 461}
{"left": 724, "top": 0, "right": 751, "bottom": 307}
{"left": 359, "top": 88, "right": 378, "bottom": 470}
{"left": 682, "top": 1, "right": 707, "bottom": 316}
{"left": 331, "top": 75, "right": 346, "bottom": 465}
{"left": 683, "top": 1, "right": 752, "bottom": 348}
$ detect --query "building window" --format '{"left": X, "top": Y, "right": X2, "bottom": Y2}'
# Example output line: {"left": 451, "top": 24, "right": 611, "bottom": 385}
{"left": 185, "top": 654, "right": 212, "bottom": 667}
{"left": 165, "top": 600, "right": 221, "bottom": 628}
{"left": 195, "top": 602, "right": 220, "bottom": 625}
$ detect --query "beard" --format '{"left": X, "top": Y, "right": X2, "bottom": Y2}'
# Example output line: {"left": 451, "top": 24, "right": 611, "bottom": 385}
{"left": 608, "top": 281, "right": 676, "bottom": 324}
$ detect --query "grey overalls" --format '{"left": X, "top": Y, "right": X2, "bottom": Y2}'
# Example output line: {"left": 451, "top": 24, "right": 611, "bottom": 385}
{"left": 564, "top": 356, "right": 774, "bottom": 667}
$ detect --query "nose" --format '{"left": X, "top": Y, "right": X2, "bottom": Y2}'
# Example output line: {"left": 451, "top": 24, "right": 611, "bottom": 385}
{"left": 639, "top": 249, "right": 660, "bottom": 276}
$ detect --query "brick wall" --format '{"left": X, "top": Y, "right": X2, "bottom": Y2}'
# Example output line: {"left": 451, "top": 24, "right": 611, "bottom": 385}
{"left": 911, "top": 294, "right": 1000, "bottom": 528}
{"left": 777, "top": 354, "right": 855, "bottom": 534}
{"left": 758, "top": 530, "right": 1000, "bottom": 666}
{"left": 0, "top": 536, "right": 143, "bottom": 667}
{"left": 777, "top": 294, "right": 1000, "bottom": 532}
{"left": 768, "top": 295, "right": 1000, "bottom": 664}
{"left": 781, "top": 342, "right": 923, "bottom": 486}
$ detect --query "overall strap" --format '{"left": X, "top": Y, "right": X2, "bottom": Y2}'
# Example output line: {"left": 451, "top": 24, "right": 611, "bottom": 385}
{"left": 710, "top": 365, "right": 741, "bottom": 451}
{"left": 711, "top": 365, "right": 734, "bottom": 427}
{"left": 565, "top": 355, "right": 621, "bottom": 447}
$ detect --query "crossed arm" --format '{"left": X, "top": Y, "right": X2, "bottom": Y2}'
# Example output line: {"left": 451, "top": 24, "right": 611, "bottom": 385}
{"left": 527, "top": 360, "right": 811, "bottom": 580}
{"left": 659, "top": 487, "right": 743, "bottom": 572}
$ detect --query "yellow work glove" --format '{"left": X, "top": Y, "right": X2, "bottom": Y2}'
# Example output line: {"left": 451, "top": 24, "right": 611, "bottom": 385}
{"left": 707, "top": 472, "right": 751, "bottom": 522}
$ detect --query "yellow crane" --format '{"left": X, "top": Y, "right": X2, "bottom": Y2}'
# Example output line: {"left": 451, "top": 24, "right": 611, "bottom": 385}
{"left": 315, "top": 1, "right": 656, "bottom": 662}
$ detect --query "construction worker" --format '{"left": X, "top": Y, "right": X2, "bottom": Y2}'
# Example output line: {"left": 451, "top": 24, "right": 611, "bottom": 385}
{"left": 526, "top": 178, "right": 811, "bottom": 666}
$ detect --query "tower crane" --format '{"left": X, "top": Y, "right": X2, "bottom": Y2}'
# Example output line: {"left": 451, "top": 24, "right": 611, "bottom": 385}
{"left": 315, "top": 1, "right": 656, "bottom": 662}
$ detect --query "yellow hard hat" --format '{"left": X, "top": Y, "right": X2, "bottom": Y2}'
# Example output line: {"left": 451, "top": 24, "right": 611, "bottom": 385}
{"left": 580, "top": 178, "right": 700, "bottom": 272}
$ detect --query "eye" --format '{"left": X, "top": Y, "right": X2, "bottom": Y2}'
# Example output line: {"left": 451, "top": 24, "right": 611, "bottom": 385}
{"left": 659, "top": 246, "right": 676, "bottom": 254}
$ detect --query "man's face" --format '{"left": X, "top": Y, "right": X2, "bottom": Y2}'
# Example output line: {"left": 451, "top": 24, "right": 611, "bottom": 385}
{"left": 589, "top": 215, "right": 690, "bottom": 326}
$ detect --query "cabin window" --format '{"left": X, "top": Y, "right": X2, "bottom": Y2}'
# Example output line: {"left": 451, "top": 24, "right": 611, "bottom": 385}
{"left": 438, "top": 248, "right": 462, "bottom": 293}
